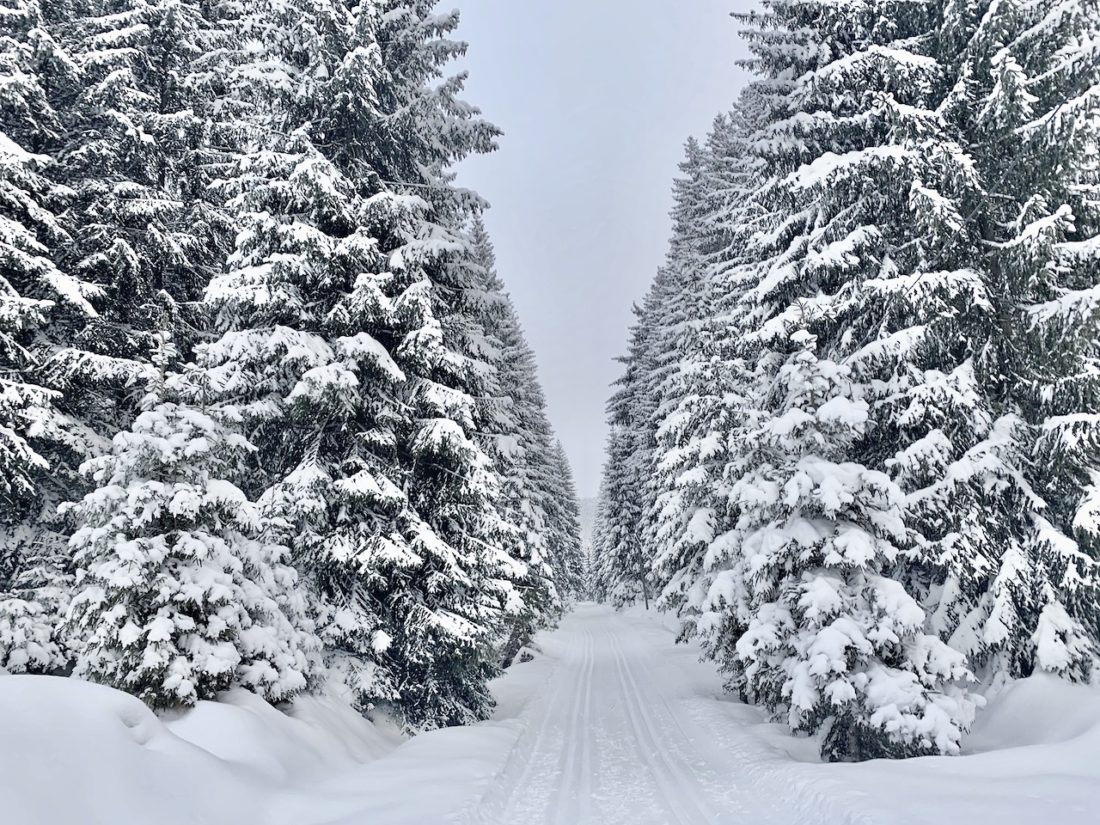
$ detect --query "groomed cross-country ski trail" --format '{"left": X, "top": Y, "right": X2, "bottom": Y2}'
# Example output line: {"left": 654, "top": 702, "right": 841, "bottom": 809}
{"left": 465, "top": 604, "right": 864, "bottom": 825}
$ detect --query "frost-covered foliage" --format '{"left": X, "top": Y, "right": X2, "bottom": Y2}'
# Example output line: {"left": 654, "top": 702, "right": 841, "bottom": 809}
{"left": 928, "top": 0, "right": 1100, "bottom": 682}
{"left": 42, "top": 0, "right": 225, "bottom": 451}
{"left": 641, "top": 123, "right": 756, "bottom": 622}
{"left": 595, "top": 0, "right": 1100, "bottom": 760}
{"left": 0, "top": 0, "right": 102, "bottom": 674}
{"left": 2, "top": 0, "right": 238, "bottom": 673}
{"left": 546, "top": 441, "right": 585, "bottom": 603}
{"left": 188, "top": 0, "right": 530, "bottom": 728}
{"left": 1, "top": 0, "right": 581, "bottom": 729}
{"left": 594, "top": 295, "right": 664, "bottom": 609}
{"left": 65, "top": 356, "right": 320, "bottom": 708}
{"left": 716, "top": 0, "right": 993, "bottom": 758}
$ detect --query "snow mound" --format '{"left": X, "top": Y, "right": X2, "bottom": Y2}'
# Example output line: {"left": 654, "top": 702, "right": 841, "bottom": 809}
{"left": 0, "top": 676, "right": 395, "bottom": 825}
{"left": 5, "top": 627, "right": 1100, "bottom": 825}
{"left": 803, "top": 674, "right": 1100, "bottom": 824}
{"left": 0, "top": 676, "right": 263, "bottom": 825}
{"left": 165, "top": 686, "right": 396, "bottom": 783}
{"left": 965, "top": 673, "right": 1100, "bottom": 752}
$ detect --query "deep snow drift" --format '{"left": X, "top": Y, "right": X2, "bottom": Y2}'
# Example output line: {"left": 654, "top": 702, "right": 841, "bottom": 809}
{"left": 2, "top": 605, "right": 1098, "bottom": 824}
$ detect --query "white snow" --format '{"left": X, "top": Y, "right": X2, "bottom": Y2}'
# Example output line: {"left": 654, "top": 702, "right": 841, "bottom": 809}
{"left": 335, "top": 332, "right": 407, "bottom": 382}
{"left": 3, "top": 606, "right": 1100, "bottom": 824}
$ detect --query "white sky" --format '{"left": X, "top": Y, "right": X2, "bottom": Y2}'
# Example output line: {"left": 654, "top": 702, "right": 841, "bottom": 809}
{"left": 455, "top": 1, "right": 752, "bottom": 498}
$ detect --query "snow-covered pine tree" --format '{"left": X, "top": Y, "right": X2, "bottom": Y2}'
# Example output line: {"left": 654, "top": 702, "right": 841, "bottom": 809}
{"left": 580, "top": 530, "right": 599, "bottom": 603}
{"left": 0, "top": 0, "right": 102, "bottom": 674}
{"left": 468, "top": 224, "right": 583, "bottom": 614}
{"left": 350, "top": 1, "right": 528, "bottom": 725}
{"left": 591, "top": 479, "right": 612, "bottom": 604}
{"left": 639, "top": 136, "right": 714, "bottom": 616}
{"left": 465, "top": 218, "right": 559, "bottom": 666}
{"left": 546, "top": 440, "right": 584, "bottom": 604}
{"left": 192, "top": 0, "right": 425, "bottom": 722}
{"left": 596, "top": 135, "right": 727, "bottom": 612}
{"left": 198, "top": 0, "right": 523, "bottom": 728}
{"left": 2, "top": 0, "right": 235, "bottom": 673}
{"left": 202, "top": 129, "right": 414, "bottom": 715}
{"left": 594, "top": 307, "right": 656, "bottom": 608}
{"left": 927, "top": 0, "right": 1100, "bottom": 681}
{"left": 66, "top": 338, "right": 320, "bottom": 708}
{"left": 671, "top": 0, "right": 993, "bottom": 759}
{"left": 641, "top": 119, "right": 759, "bottom": 632}
{"left": 597, "top": 128, "right": 748, "bottom": 614}
{"left": 50, "top": 0, "right": 225, "bottom": 407}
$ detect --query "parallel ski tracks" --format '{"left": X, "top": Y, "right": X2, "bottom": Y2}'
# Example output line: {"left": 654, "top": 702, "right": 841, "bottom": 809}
{"left": 342, "top": 605, "right": 874, "bottom": 825}
{"left": 484, "top": 615, "right": 726, "bottom": 825}
{"left": 607, "top": 627, "right": 717, "bottom": 825}
{"left": 493, "top": 641, "right": 576, "bottom": 824}
{"left": 550, "top": 629, "right": 595, "bottom": 824}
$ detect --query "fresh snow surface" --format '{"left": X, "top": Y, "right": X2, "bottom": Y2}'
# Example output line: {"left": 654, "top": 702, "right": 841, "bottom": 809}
{"left": 3, "top": 604, "right": 1099, "bottom": 824}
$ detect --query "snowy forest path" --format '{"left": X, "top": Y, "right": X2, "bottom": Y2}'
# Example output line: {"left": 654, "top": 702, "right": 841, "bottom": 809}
{"left": 468, "top": 604, "right": 838, "bottom": 825}
{"left": 273, "top": 605, "right": 876, "bottom": 825}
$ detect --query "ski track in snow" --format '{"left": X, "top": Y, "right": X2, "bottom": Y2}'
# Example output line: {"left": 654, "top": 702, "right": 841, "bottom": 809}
{"left": 470, "top": 605, "right": 837, "bottom": 825}
{"left": 606, "top": 626, "right": 713, "bottom": 825}
{"left": 552, "top": 628, "right": 594, "bottom": 825}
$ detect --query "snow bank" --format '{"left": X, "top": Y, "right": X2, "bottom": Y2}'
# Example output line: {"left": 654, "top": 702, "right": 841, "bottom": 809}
{"left": 0, "top": 670, "right": 528, "bottom": 825}
{"left": 965, "top": 672, "right": 1100, "bottom": 751}
{"left": 0, "top": 676, "right": 265, "bottom": 825}
{"left": 699, "top": 656, "right": 1100, "bottom": 824}
{"left": 164, "top": 686, "right": 396, "bottom": 783}
{"left": 612, "top": 605, "right": 1100, "bottom": 825}
{"left": 0, "top": 675, "right": 397, "bottom": 825}
{"left": 831, "top": 674, "right": 1100, "bottom": 824}
{"left": 855, "top": 673, "right": 1100, "bottom": 824}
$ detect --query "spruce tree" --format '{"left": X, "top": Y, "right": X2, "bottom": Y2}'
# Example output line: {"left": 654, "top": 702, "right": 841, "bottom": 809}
{"left": 0, "top": 0, "right": 101, "bottom": 673}
{"left": 466, "top": 219, "right": 559, "bottom": 666}
{"left": 197, "top": 0, "right": 524, "bottom": 728}
{"left": 66, "top": 340, "right": 320, "bottom": 708}
{"left": 607, "top": 0, "right": 993, "bottom": 759}
{"left": 192, "top": 0, "right": 425, "bottom": 721}
{"left": 591, "top": 483, "right": 621, "bottom": 606}
{"left": 2, "top": 0, "right": 233, "bottom": 671}
{"left": 595, "top": 302, "right": 667, "bottom": 611}
{"left": 642, "top": 122, "right": 754, "bottom": 630}
{"left": 718, "top": 0, "right": 993, "bottom": 759}
{"left": 52, "top": 0, "right": 224, "bottom": 407}
{"left": 361, "top": 1, "right": 528, "bottom": 725}
{"left": 546, "top": 440, "right": 584, "bottom": 604}
{"left": 597, "top": 132, "right": 733, "bottom": 612}
{"left": 925, "top": 0, "right": 1100, "bottom": 680}
{"left": 468, "top": 226, "right": 584, "bottom": 616}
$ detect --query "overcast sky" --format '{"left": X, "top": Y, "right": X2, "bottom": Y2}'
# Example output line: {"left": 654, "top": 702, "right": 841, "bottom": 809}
{"left": 454, "top": 1, "right": 752, "bottom": 498}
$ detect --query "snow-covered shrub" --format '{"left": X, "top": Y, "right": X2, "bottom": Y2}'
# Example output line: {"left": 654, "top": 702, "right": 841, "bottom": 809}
{"left": 66, "top": 372, "right": 321, "bottom": 709}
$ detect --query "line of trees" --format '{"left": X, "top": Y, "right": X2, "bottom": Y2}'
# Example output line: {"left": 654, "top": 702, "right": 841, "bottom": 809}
{"left": 0, "top": 0, "right": 583, "bottom": 730}
{"left": 595, "top": 0, "right": 1100, "bottom": 761}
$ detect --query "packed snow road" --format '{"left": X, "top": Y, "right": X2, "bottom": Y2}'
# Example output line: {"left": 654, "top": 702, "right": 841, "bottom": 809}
{"left": 469, "top": 604, "right": 838, "bottom": 825}
{"left": 262, "top": 603, "right": 865, "bottom": 825}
